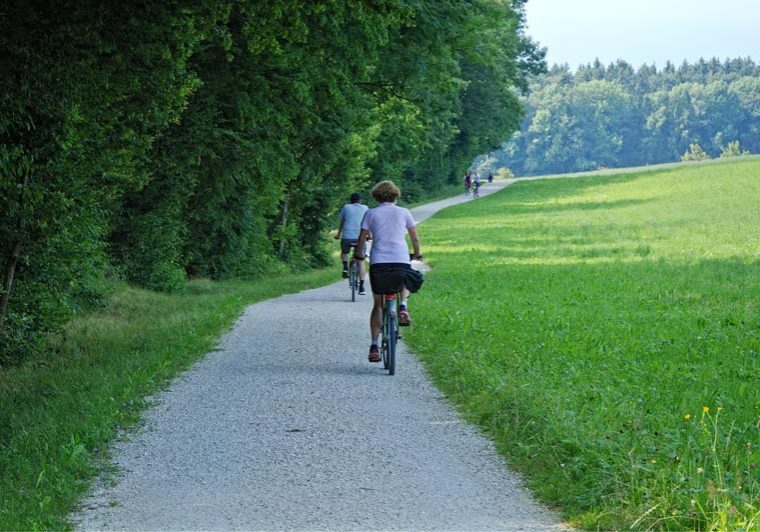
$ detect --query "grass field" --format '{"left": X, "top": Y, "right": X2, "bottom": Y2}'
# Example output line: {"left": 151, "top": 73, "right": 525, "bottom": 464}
{"left": 0, "top": 269, "right": 336, "bottom": 530}
{"left": 407, "top": 157, "right": 760, "bottom": 529}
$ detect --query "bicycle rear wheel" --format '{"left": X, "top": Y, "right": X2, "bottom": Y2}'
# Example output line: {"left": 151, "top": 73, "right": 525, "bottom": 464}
{"left": 380, "top": 301, "right": 391, "bottom": 369}
{"left": 387, "top": 315, "right": 397, "bottom": 375}
{"left": 381, "top": 306, "right": 389, "bottom": 369}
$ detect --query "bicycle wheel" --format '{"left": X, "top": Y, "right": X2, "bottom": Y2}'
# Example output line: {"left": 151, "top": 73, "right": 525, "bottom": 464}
{"left": 387, "top": 314, "right": 397, "bottom": 375}
{"left": 381, "top": 305, "right": 389, "bottom": 369}
{"left": 349, "top": 262, "right": 357, "bottom": 302}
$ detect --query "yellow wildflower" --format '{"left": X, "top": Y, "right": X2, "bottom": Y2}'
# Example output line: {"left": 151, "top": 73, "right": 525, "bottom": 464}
{"left": 703, "top": 406, "right": 710, "bottom": 413}
{"left": 683, "top": 413, "right": 691, "bottom": 420}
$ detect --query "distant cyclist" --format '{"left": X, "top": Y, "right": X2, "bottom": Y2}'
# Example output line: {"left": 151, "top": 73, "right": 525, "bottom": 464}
{"left": 472, "top": 172, "right": 481, "bottom": 197}
{"left": 354, "top": 181, "right": 422, "bottom": 363}
{"left": 334, "top": 192, "right": 369, "bottom": 294}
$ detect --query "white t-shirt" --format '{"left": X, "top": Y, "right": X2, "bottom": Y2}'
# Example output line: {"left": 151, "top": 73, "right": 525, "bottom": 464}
{"left": 361, "top": 202, "right": 416, "bottom": 264}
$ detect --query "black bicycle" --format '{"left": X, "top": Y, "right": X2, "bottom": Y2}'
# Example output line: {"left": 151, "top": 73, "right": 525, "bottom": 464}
{"left": 379, "top": 254, "right": 422, "bottom": 376}
{"left": 347, "top": 245, "right": 361, "bottom": 302}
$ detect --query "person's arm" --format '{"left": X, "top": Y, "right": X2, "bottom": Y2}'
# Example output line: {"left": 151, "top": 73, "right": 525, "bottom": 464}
{"left": 334, "top": 206, "right": 346, "bottom": 239}
{"left": 334, "top": 219, "right": 344, "bottom": 240}
{"left": 354, "top": 229, "right": 370, "bottom": 260}
{"left": 407, "top": 226, "right": 421, "bottom": 260}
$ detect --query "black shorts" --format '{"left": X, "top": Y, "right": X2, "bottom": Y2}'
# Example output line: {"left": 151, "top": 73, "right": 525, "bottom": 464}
{"left": 340, "top": 239, "right": 358, "bottom": 254}
{"left": 369, "top": 263, "right": 424, "bottom": 295}
{"left": 369, "top": 263, "right": 409, "bottom": 295}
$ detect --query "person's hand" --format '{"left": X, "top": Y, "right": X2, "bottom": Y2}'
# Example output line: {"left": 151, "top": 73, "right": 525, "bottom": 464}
{"left": 354, "top": 252, "right": 366, "bottom": 261}
{"left": 334, "top": 234, "right": 340, "bottom": 240}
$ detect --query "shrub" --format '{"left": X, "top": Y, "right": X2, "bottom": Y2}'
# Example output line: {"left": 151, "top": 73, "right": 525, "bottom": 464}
{"left": 720, "top": 140, "right": 750, "bottom": 158}
{"left": 681, "top": 143, "right": 711, "bottom": 161}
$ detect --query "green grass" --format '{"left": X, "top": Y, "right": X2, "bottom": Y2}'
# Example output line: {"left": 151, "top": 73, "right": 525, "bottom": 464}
{"left": 407, "top": 157, "right": 760, "bottom": 529}
{"left": 0, "top": 268, "right": 336, "bottom": 530}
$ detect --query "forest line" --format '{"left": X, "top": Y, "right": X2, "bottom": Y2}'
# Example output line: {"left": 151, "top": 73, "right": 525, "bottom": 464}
{"left": 493, "top": 57, "right": 760, "bottom": 175}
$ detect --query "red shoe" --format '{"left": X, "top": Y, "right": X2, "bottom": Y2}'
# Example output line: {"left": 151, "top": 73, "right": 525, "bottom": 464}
{"left": 399, "top": 309, "right": 411, "bottom": 326}
{"left": 368, "top": 345, "right": 381, "bottom": 362}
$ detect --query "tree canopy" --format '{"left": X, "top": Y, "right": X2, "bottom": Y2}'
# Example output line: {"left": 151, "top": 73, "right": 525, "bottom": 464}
{"left": 0, "top": 0, "right": 542, "bottom": 362}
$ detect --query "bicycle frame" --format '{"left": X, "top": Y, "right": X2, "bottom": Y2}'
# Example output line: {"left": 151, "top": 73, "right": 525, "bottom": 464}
{"left": 347, "top": 244, "right": 364, "bottom": 302}
{"left": 348, "top": 257, "right": 360, "bottom": 302}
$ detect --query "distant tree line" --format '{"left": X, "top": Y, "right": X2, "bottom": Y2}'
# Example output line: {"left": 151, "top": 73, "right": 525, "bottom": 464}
{"left": 494, "top": 57, "right": 760, "bottom": 175}
{"left": 0, "top": 0, "right": 543, "bottom": 362}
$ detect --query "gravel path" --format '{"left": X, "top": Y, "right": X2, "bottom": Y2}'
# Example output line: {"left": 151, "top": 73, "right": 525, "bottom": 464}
{"left": 72, "top": 180, "right": 567, "bottom": 531}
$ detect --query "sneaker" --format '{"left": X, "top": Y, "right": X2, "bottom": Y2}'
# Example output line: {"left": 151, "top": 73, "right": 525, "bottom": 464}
{"left": 342, "top": 268, "right": 349, "bottom": 279}
{"left": 368, "top": 345, "right": 381, "bottom": 362}
{"left": 399, "top": 309, "right": 411, "bottom": 326}
{"left": 358, "top": 282, "right": 366, "bottom": 295}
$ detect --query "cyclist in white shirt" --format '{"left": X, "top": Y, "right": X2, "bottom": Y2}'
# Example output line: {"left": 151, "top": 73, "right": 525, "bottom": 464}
{"left": 355, "top": 181, "right": 422, "bottom": 363}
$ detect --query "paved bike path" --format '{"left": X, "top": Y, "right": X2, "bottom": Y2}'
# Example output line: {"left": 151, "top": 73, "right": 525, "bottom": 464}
{"left": 73, "top": 180, "right": 567, "bottom": 531}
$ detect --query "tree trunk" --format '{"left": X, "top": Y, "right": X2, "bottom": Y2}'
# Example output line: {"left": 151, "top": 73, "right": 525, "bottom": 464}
{"left": 0, "top": 241, "right": 22, "bottom": 328}
{"left": 278, "top": 198, "right": 288, "bottom": 260}
{"left": 0, "top": 173, "right": 28, "bottom": 329}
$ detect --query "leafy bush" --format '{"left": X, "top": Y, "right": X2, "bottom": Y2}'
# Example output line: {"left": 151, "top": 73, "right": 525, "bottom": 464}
{"left": 681, "top": 143, "right": 711, "bottom": 161}
{"left": 720, "top": 140, "right": 751, "bottom": 158}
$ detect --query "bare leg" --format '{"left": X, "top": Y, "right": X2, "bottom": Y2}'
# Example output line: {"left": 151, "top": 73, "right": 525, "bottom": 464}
{"left": 399, "top": 288, "right": 411, "bottom": 325}
{"left": 370, "top": 294, "right": 383, "bottom": 341}
{"left": 401, "top": 288, "right": 410, "bottom": 301}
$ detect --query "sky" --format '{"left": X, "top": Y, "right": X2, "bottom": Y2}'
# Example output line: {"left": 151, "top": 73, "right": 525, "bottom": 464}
{"left": 523, "top": 0, "right": 760, "bottom": 70}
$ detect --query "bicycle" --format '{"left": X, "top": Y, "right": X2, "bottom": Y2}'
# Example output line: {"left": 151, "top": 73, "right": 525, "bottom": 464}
{"left": 347, "top": 244, "right": 362, "bottom": 301}
{"left": 472, "top": 182, "right": 480, "bottom": 198}
{"left": 379, "top": 254, "right": 422, "bottom": 376}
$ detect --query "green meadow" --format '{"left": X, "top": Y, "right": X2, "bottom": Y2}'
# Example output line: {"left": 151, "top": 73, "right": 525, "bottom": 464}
{"left": 408, "top": 157, "right": 760, "bottom": 530}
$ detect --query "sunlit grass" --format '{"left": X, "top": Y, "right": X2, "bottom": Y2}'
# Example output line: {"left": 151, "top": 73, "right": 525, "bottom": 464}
{"left": 408, "top": 157, "right": 760, "bottom": 529}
